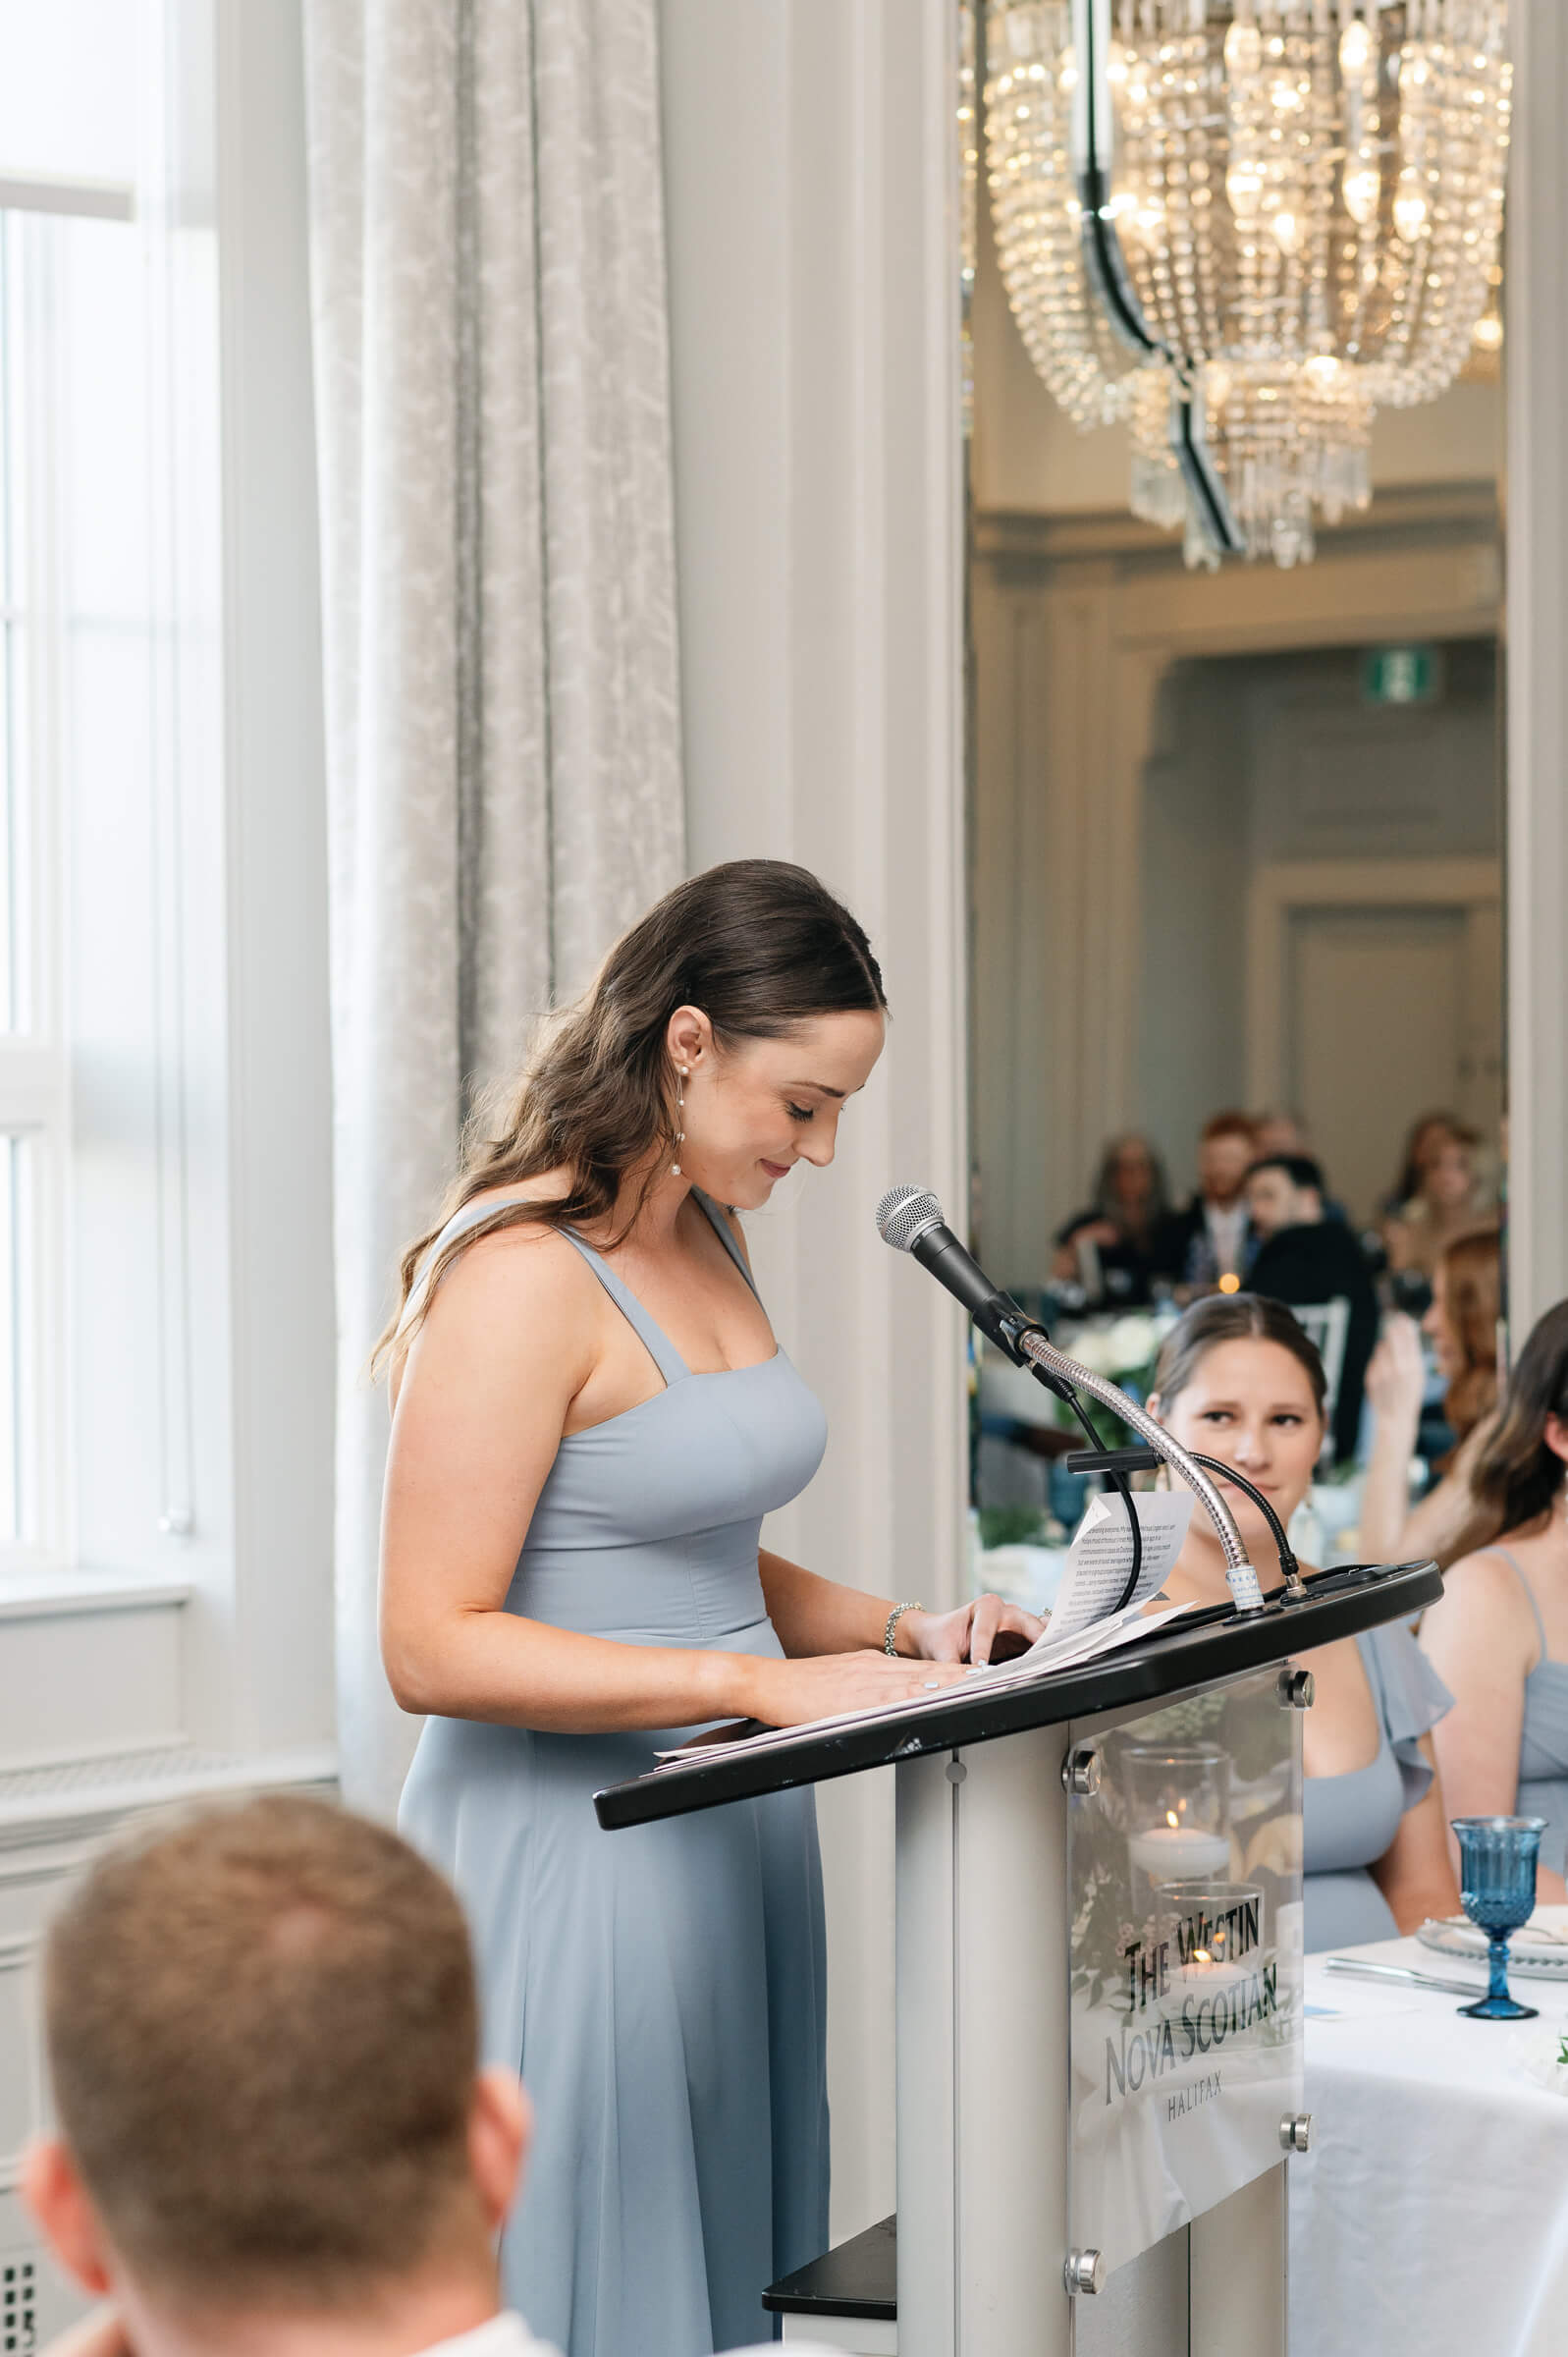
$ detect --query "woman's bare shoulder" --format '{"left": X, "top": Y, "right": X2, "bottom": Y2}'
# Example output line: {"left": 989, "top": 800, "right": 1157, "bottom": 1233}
{"left": 395, "top": 1183, "right": 596, "bottom": 1367}
{"left": 1426, "top": 1541, "right": 1540, "bottom": 1653}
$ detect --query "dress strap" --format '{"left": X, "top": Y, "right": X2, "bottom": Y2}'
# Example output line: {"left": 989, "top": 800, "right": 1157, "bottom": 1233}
{"left": 397, "top": 1198, "right": 531, "bottom": 1338}
{"left": 557, "top": 1232, "right": 692, "bottom": 1388}
{"left": 691, "top": 1187, "right": 761, "bottom": 1300}
{"left": 1485, "top": 1547, "right": 1550, "bottom": 1670}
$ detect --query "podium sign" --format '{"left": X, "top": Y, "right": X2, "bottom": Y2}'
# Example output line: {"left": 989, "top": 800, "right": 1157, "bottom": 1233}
{"left": 1067, "top": 1669, "right": 1305, "bottom": 2279}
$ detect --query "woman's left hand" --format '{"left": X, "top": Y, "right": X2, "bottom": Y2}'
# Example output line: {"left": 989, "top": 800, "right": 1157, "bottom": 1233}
{"left": 901, "top": 1595, "right": 1046, "bottom": 1668}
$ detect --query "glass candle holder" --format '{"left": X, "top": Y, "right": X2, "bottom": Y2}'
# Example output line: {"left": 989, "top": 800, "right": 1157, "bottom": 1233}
{"left": 1123, "top": 1742, "right": 1232, "bottom": 1896}
{"left": 1156, "top": 1878, "right": 1268, "bottom": 2003}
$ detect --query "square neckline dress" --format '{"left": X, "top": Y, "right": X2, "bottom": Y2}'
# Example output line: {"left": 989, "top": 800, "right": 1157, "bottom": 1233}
{"left": 397, "top": 1192, "right": 831, "bottom": 2357}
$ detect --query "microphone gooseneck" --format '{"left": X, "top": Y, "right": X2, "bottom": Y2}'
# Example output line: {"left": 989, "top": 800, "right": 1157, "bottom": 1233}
{"left": 877, "top": 1183, "right": 1268, "bottom": 1614}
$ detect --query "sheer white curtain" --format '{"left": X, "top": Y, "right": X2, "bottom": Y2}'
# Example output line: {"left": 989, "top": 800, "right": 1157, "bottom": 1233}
{"left": 304, "top": 0, "right": 685, "bottom": 1810}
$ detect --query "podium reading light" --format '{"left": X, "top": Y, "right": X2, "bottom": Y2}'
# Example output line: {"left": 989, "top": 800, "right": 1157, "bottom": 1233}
{"left": 876, "top": 1183, "right": 1268, "bottom": 1616}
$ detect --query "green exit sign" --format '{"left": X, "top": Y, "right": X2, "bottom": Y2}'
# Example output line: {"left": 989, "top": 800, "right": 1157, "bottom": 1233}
{"left": 1362, "top": 644, "right": 1442, "bottom": 706}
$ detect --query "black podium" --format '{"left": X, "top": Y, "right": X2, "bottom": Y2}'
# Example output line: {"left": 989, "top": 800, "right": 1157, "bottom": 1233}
{"left": 597, "top": 1561, "right": 1439, "bottom": 2357}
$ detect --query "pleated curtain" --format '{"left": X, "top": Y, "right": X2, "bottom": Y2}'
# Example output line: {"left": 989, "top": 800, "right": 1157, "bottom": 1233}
{"left": 303, "top": 0, "right": 686, "bottom": 1811}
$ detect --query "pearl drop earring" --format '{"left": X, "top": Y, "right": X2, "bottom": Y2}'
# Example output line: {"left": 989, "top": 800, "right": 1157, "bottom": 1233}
{"left": 672, "top": 1066, "right": 688, "bottom": 1176}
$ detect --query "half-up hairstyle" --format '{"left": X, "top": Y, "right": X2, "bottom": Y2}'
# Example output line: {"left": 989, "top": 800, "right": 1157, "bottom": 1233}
{"left": 375, "top": 860, "right": 888, "bottom": 1371}
{"left": 1465, "top": 1297, "right": 1568, "bottom": 1539}
{"left": 1151, "top": 1292, "right": 1328, "bottom": 1424}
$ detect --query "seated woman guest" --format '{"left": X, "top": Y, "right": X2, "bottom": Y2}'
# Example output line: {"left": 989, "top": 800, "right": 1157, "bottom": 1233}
{"left": 1052, "top": 1132, "right": 1170, "bottom": 1304}
{"left": 379, "top": 860, "right": 1041, "bottom": 2357}
{"left": 1148, "top": 1294, "right": 1460, "bottom": 1951}
{"left": 1383, "top": 1123, "right": 1486, "bottom": 1281}
{"left": 1359, "top": 1227, "right": 1502, "bottom": 1568}
{"left": 1381, "top": 1109, "right": 1460, "bottom": 1222}
{"left": 1420, "top": 1299, "right": 1568, "bottom": 1900}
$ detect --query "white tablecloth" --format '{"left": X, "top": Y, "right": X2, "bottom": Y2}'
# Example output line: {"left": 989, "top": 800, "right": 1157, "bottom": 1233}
{"left": 1292, "top": 1937, "right": 1568, "bottom": 2356}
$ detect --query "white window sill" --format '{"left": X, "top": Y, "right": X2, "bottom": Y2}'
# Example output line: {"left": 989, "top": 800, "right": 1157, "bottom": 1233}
{"left": 0, "top": 1741, "right": 339, "bottom": 1846}
{"left": 0, "top": 1568, "right": 193, "bottom": 1623}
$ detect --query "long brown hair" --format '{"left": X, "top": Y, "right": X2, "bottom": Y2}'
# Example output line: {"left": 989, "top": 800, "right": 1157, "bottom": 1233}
{"left": 1151, "top": 1292, "right": 1327, "bottom": 1423}
{"left": 1436, "top": 1226, "right": 1501, "bottom": 1443}
{"left": 1389, "top": 1108, "right": 1460, "bottom": 1210}
{"left": 1466, "top": 1298, "right": 1568, "bottom": 1540}
{"left": 376, "top": 859, "right": 887, "bottom": 1369}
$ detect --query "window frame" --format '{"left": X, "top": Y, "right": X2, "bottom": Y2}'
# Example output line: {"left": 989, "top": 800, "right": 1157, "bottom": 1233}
{"left": 0, "top": 0, "right": 336, "bottom": 1769}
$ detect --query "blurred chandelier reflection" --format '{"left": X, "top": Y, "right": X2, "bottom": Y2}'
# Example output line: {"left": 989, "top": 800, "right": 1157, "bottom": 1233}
{"left": 984, "top": 0, "right": 1511, "bottom": 568}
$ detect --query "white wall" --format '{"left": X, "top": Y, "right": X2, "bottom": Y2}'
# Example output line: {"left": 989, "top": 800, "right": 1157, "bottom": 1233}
{"left": 1505, "top": 0, "right": 1568, "bottom": 1333}
{"left": 660, "top": 0, "right": 967, "bottom": 2246}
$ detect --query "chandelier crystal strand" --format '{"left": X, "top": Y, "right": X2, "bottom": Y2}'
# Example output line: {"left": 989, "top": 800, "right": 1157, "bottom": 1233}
{"left": 984, "top": 2, "right": 1144, "bottom": 429}
{"left": 985, "top": 0, "right": 1510, "bottom": 567}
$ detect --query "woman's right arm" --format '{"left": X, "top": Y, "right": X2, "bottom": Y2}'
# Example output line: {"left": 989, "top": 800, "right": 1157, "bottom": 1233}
{"left": 380, "top": 1234, "right": 964, "bottom": 1733}
{"left": 1358, "top": 1315, "right": 1426, "bottom": 1561}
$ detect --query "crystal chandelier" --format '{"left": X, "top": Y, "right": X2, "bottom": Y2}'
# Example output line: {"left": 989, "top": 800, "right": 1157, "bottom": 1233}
{"left": 985, "top": 1, "right": 1511, "bottom": 567}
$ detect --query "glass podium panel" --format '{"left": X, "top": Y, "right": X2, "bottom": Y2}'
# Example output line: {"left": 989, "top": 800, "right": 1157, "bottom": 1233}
{"left": 1067, "top": 1669, "right": 1305, "bottom": 2279}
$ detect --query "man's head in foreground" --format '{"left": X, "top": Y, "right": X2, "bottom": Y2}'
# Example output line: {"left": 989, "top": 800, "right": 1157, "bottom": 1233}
{"left": 25, "top": 1795, "right": 528, "bottom": 2357}
{"left": 1245, "top": 1153, "right": 1326, "bottom": 1239}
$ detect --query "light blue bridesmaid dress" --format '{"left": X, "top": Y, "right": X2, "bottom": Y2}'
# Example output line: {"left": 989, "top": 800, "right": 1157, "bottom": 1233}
{"left": 1302, "top": 1621, "right": 1452, "bottom": 1951}
{"left": 398, "top": 1192, "right": 831, "bottom": 2357}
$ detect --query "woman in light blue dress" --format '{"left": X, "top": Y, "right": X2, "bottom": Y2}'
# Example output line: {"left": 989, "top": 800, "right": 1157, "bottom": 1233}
{"left": 1422, "top": 1297, "right": 1568, "bottom": 1897}
{"left": 1148, "top": 1293, "right": 1460, "bottom": 1950}
{"left": 380, "top": 862, "right": 1040, "bottom": 2357}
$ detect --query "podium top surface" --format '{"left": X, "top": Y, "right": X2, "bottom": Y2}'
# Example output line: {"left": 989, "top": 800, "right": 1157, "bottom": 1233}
{"left": 593, "top": 1560, "right": 1441, "bottom": 1830}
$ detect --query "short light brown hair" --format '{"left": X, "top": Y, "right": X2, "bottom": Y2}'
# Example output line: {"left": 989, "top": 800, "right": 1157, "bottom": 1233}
{"left": 43, "top": 1795, "right": 479, "bottom": 2310}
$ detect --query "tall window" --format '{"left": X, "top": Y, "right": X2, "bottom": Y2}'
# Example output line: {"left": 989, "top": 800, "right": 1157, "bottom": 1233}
{"left": 0, "top": 5, "right": 212, "bottom": 1576}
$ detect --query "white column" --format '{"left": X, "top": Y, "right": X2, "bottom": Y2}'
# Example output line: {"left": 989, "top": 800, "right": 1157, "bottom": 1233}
{"left": 660, "top": 0, "right": 967, "bottom": 2244}
{"left": 1505, "top": 0, "right": 1568, "bottom": 1332}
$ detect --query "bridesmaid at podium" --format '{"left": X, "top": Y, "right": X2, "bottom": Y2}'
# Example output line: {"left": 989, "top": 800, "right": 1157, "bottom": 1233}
{"left": 377, "top": 860, "right": 1040, "bottom": 2357}
{"left": 1148, "top": 1293, "right": 1461, "bottom": 1950}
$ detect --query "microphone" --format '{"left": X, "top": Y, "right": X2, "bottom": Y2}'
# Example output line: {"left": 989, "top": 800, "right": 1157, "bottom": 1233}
{"left": 875, "top": 1185, "right": 1042, "bottom": 1361}
{"left": 876, "top": 1184, "right": 1269, "bottom": 1613}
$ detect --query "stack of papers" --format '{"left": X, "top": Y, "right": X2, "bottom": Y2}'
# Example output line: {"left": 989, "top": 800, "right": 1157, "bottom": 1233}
{"left": 654, "top": 1489, "right": 1197, "bottom": 1772}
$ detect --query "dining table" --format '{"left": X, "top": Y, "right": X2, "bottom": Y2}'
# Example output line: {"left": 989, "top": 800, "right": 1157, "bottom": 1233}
{"left": 1292, "top": 1932, "right": 1568, "bottom": 2356}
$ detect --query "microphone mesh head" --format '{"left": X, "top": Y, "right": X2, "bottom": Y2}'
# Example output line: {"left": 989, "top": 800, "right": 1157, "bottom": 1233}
{"left": 876, "top": 1183, "right": 944, "bottom": 1252}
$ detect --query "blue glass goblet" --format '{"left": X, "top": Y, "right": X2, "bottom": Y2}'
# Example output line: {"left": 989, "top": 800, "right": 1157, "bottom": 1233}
{"left": 1450, "top": 1815, "right": 1547, "bottom": 2021}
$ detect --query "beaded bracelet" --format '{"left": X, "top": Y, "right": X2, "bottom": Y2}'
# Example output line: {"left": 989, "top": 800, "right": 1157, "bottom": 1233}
{"left": 883, "top": 1600, "right": 926, "bottom": 1657}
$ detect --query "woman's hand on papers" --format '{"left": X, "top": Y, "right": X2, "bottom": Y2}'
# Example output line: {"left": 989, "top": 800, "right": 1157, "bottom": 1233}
{"left": 900, "top": 1595, "right": 1047, "bottom": 1669}
{"left": 741, "top": 1650, "right": 971, "bottom": 1727}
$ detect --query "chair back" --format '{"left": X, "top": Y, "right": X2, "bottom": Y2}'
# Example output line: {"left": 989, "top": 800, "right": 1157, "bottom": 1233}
{"left": 1290, "top": 1296, "right": 1352, "bottom": 1450}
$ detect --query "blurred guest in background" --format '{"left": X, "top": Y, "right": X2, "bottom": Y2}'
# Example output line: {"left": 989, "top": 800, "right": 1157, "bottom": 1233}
{"left": 1152, "top": 1110, "right": 1259, "bottom": 1293}
{"left": 1244, "top": 1154, "right": 1379, "bottom": 1466}
{"left": 1360, "top": 1229, "right": 1502, "bottom": 1568}
{"left": 1384, "top": 1124, "right": 1486, "bottom": 1281}
{"left": 1382, "top": 1110, "right": 1462, "bottom": 1221}
{"left": 1253, "top": 1108, "right": 1309, "bottom": 1160}
{"left": 1052, "top": 1133, "right": 1170, "bottom": 1305}
{"left": 1421, "top": 1299, "right": 1568, "bottom": 1899}
{"left": 1252, "top": 1109, "right": 1349, "bottom": 1223}
{"left": 1149, "top": 1294, "right": 1459, "bottom": 1950}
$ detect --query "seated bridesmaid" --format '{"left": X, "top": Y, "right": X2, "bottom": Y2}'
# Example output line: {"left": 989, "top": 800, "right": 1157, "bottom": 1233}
{"left": 1420, "top": 1299, "right": 1568, "bottom": 1901}
{"left": 1148, "top": 1293, "right": 1461, "bottom": 1951}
